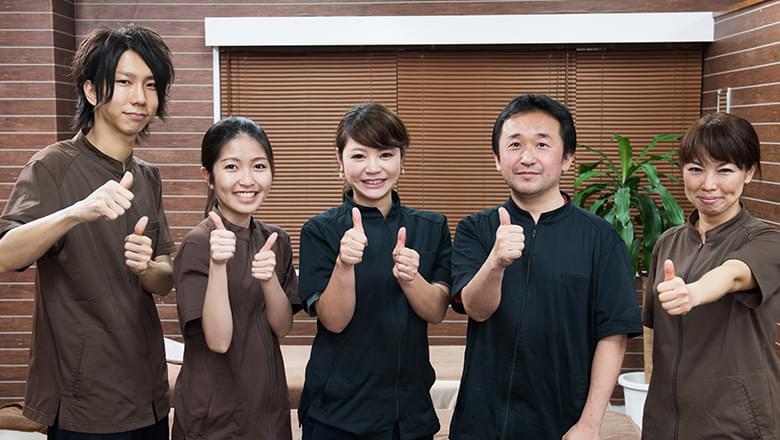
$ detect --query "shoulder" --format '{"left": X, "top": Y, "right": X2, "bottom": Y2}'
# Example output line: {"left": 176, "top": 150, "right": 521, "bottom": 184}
{"left": 26, "top": 138, "right": 83, "bottom": 184}
{"left": 256, "top": 220, "right": 292, "bottom": 244}
{"left": 457, "top": 206, "right": 497, "bottom": 228}
{"left": 180, "top": 217, "right": 212, "bottom": 247}
{"left": 131, "top": 156, "right": 162, "bottom": 181}
{"left": 302, "top": 205, "right": 350, "bottom": 233}
{"left": 402, "top": 205, "right": 448, "bottom": 227}
{"left": 740, "top": 212, "right": 780, "bottom": 240}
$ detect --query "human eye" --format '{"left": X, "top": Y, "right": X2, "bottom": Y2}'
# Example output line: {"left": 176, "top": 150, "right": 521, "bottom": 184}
{"left": 718, "top": 166, "right": 735, "bottom": 174}
{"left": 537, "top": 142, "right": 549, "bottom": 149}
{"left": 685, "top": 164, "right": 702, "bottom": 173}
{"left": 380, "top": 151, "right": 395, "bottom": 159}
{"left": 223, "top": 163, "right": 237, "bottom": 170}
{"left": 254, "top": 162, "right": 268, "bottom": 170}
{"left": 116, "top": 79, "right": 130, "bottom": 86}
{"left": 350, "top": 153, "right": 365, "bottom": 160}
{"left": 145, "top": 81, "right": 157, "bottom": 90}
{"left": 507, "top": 142, "right": 521, "bottom": 150}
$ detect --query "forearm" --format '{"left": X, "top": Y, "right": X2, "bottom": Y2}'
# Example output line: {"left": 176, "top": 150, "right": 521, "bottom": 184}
{"left": 688, "top": 259, "right": 756, "bottom": 307}
{"left": 578, "top": 334, "right": 627, "bottom": 430}
{"left": 461, "top": 256, "right": 505, "bottom": 322}
{"left": 261, "top": 273, "right": 293, "bottom": 337}
{"left": 201, "top": 263, "right": 233, "bottom": 353}
{"left": 0, "top": 206, "right": 81, "bottom": 273}
{"left": 316, "top": 257, "right": 356, "bottom": 333}
{"left": 138, "top": 256, "right": 174, "bottom": 296}
{"left": 400, "top": 278, "right": 449, "bottom": 323}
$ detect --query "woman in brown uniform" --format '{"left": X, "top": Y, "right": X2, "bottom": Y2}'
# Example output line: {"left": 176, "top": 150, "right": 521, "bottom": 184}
{"left": 172, "top": 117, "right": 300, "bottom": 439}
{"left": 642, "top": 113, "right": 780, "bottom": 439}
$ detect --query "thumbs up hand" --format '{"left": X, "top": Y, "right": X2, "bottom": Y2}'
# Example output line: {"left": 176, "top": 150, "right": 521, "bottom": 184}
{"left": 337, "top": 208, "right": 368, "bottom": 266}
{"left": 252, "top": 232, "right": 279, "bottom": 281}
{"left": 71, "top": 171, "right": 136, "bottom": 223}
{"left": 490, "top": 207, "right": 525, "bottom": 267}
{"left": 124, "top": 215, "right": 153, "bottom": 274}
{"left": 392, "top": 227, "right": 420, "bottom": 283}
{"left": 657, "top": 260, "right": 695, "bottom": 315}
{"left": 208, "top": 211, "right": 236, "bottom": 265}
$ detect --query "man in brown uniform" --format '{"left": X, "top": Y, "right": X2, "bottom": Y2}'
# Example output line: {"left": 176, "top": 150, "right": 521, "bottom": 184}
{"left": 0, "top": 25, "right": 175, "bottom": 438}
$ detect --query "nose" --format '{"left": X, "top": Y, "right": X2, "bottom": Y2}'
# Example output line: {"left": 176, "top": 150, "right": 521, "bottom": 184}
{"left": 702, "top": 170, "right": 718, "bottom": 190}
{"left": 130, "top": 83, "right": 146, "bottom": 106}
{"left": 519, "top": 146, "right": 536, "bottom": 164}
{"left": 365, "top": 156, "right": 381, "bottom": 173}
{"left": 238, "top": 168, "right": 254, "bottom": 185}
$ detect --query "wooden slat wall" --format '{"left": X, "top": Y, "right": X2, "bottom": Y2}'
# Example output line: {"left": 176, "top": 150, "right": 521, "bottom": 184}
{"left": 0, "top": 0, "right": 749, "bottom": 406}
{"left": 702, "top": 0, "right": 780, "bottom": 356}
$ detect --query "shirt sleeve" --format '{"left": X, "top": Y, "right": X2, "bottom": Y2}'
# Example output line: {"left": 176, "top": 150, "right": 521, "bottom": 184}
{"left": 276, "top": 228, "right": 302, "bottom": 314}
{"left": 151, "top": 166, "right": 176, "bottom": 258}
{"left": 173, "top": 234, "right": 210, "bottom": 335}
{"left": 450, "top": 214, "right": 490, "bottom": 314}
{"left": 0, "top": 160, "right": 63, "bottom": 260}
{"left": 727, "top": 225, "right": 780, "bottom": 308}
{"left": 593, "top": 231, "right": 643, "bottom": 340}
{"left": 298, "top": 220, "right": 339, "bottom": 316}
{"left": 429, "top": 216, "right": 452, "bottom": 287}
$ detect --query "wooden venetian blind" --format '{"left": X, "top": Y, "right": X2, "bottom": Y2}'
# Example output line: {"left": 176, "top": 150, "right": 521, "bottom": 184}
{"left": 574, "top": 47, "right": 702, "bottom": 226}
{"left": 397, "top": 50, "right": 575, "bottom": 224}
{"left": 220, "top": 50, "right": 398, "bottom": 259}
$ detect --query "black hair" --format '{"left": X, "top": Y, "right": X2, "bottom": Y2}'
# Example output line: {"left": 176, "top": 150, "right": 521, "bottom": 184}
{"left": 680, "top": 112, "right": 761, "bottom": 175}
{"left": 72, "top": 24, "right": 174, "bottom": 136}
{"left": 336, "top": 102, "right": 410, "bottom": 158}
{"left": 492, "top": 94, "right": 576, "bottom": 159}
{"left": 201, "top": 116, "right": 275, "bottom": 216}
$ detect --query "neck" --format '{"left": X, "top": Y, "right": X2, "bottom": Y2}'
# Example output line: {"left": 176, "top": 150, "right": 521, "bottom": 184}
{"left": 510, "top": 188, "right": 564, "bottom": 223}
{"left": 86, "top": 124, "right": 135, "bottom": 165}
{"left": 696, "top": 204, "right": 741, "bottom": 241}
{"left": 353, "top": 192, "right": 393, "bottom": 217}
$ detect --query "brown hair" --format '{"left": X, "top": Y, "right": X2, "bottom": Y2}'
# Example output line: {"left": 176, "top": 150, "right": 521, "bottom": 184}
{"left": 680, "top": 112, "right": 761, "bottom": 175}
{"left": 336, "top": 102, "right": 409, "bottom": 158}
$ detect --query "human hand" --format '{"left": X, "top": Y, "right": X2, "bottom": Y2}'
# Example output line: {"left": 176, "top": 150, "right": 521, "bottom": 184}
{"left": 124, "top": 216, "right": 153, "bottom": 274}
{"left": 208, "top": 212, "right": 236, "bottom": 265}
{"left": 562, "top": 421, "right": 599, "bottom": 440}
{"left": 70, "top": 172, "right": 135, "bottom": 223}
{"left": 392, "top": 227, "right": 420, "bottom": 283}
{"left": 490, "top": 207, "right": 524, "bottom": 267}
{"left": 251, "top": 232, "right": 278, "bottom": 281}
{"left": 337, "top": 207, "right": 367, "bottom": 266}
{"left": 658, "top": 259, "right": 696, "bottom": 315}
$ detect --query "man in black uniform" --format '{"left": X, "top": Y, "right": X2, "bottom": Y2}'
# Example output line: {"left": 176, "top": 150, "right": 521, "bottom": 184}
{"left": 449, "top": 94, "right": 642, "bottom": 439}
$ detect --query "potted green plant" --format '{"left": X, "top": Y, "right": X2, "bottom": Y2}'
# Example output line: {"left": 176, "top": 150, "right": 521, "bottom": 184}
{"left": 572, "top": 133, "right": 685, "bottom": 428}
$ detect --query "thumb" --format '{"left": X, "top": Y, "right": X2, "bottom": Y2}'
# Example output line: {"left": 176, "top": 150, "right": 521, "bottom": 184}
{"left": 395, "top": 227, "right": 406, "bottom": 252}
{"left": 134, "top": 216, "right": 148, "bottom": 235}
{"left": 352, "top": 207, "right": 363, "bottom": 232}
{"left": 664, "top": 259, "right": 676, "bottom": 282}
{"left": 208, "top": 211, "right": 225, "bottom": 230}
{"left": 260, "top": 232, "right": 278, "bottom": 252}
{"left": 498, "top": 207, "right": 511, "bottom": 226}
{"left": 120, "top": 171, "right": 133, "bottom": 189}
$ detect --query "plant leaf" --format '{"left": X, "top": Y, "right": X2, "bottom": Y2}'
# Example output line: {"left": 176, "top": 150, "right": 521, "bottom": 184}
{"left": 572, "top": 183, "right": 607, "bottom": 207}
{"left": 640, "top": 163, "right": 661, "bottom": 187}
{"left": 575, "top": 170, "right": 602, "bottom": 189}
{"left": 614, "top": 186, "right": 632, "bottom": 226}
{"left": 614, "top": 134, "right": 632, "bottom": 185}
{"left": 578, "top": 161, "right": 601, "bottom": 175}
{"left": 637, "top": 133, "right": 680, "bottom": 161}
{"left": 589, "top": 198, "right": 607, "bottom": 214}
{"left": 650, "top": 184, "right": 685, "bottom": 225}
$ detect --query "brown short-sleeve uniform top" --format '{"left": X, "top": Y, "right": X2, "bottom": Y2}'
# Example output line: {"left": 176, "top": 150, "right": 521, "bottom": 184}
{"left": 172, "top": 213, "right": 300, "bottom": 440}
{"left": 642, "top": 208, "right": 780, "bottom": 440}
{"left": 0, "top": 133, "right": 175, "bottom": 433}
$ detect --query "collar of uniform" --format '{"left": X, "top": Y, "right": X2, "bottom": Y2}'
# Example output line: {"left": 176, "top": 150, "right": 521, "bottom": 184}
{"left": 75, "top": 130, "right": 136, "bottom": 175}
{"left": 213, "top": 208, "right": 256, "bottom": 240}
{"left": 343, "top": 189, "right": 401, "bottom": 220}
{"left": 503, "top": 192, "right": 572, "bottom": 224}
{"left": 685, "top": 204, "right": 749, "bottom": 245}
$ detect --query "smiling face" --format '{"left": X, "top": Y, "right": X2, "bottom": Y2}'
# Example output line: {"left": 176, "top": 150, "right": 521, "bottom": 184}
{"left": 202, "top": 133, "right": 273, "bottom": 228}
{"left": 683, "top": 156, "right": 754, "bottom": 227}
{"left": 85, "top": 50, "right": 158, "bottom": 142}
{"left": 494, "top": 111, "right": 573, "bottom": 206}
{"left": 338, "top": 138, "right": 402, "bottom": 214}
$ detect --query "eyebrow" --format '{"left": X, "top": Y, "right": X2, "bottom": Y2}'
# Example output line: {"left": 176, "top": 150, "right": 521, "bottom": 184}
{"left": 219, "top": 156, "right": 268, "bottom": 162}
{"left": 505, "top": 132, "right": 552, "bottom": 141}
{"left": 116, "top": 71, "right": 155, "bottom": 81}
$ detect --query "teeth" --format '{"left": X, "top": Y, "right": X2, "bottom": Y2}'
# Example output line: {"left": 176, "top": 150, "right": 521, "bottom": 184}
{"left": 236, "top": 192, "right": 256, "bottom": 197}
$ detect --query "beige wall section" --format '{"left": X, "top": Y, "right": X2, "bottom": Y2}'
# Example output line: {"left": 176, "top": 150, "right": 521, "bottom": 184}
{"left": 703, "top": 0, "right": 780, "bottom": 357}
{"left": 0, "top": 0, "right": 761, "bottom": 405}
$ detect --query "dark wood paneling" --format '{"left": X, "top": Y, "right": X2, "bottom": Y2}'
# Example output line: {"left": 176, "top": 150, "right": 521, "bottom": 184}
{"left": 715, "top": 1, "right": 780, "bottom": 38}
{"left": 0, "top": 0, "right": 52, "bottom": 12}
{"left": 760, "top": 143, "right": 780, "bottom": 162}
{"left": 744, "top": 182, "right": 780, "bottom": 203}
{"left": 703, "top": 43, "right": 780, "bottom": 76}
{"left": 743, "top": 198, "right": 780, "bottom": 221}
{"left": 703, "top": 63, "right": 780, "bottom": 90}
{"left": 729, "top": 103, "right": 780, "bottom": 124}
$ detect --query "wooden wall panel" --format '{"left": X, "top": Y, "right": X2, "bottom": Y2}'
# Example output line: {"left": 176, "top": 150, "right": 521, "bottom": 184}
{"left": 703, "top": 0, "right": 780, "bottom": 359}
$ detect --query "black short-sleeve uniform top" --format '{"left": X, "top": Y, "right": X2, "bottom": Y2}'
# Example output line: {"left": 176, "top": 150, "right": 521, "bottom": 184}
{"left": 298, "top": 191, "right": 452, "bottom": 439}
{"left": 449, "top": 196, "right": 642, "bottom": 440}
{"left": 0, "top": 133, "right": 175, "bottom": 433}
{"left": 172, "top": 212, "right": 301, "bottom": 440}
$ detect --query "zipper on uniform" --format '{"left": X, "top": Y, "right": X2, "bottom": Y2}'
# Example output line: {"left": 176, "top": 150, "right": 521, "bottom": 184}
{"left": 672, "top": 241, "right": 705, "bottom": 440}
{"left": 500, "top": 225, "right": 537, "bottom": 439}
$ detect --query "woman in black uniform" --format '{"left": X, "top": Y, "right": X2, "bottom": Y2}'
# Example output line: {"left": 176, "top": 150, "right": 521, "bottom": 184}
{"left": 298, "top": 102, "right": 452, "bottom": 440}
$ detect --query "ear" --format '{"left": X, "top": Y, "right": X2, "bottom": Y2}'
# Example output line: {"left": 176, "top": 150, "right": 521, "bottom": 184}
{"left": 200, "top": 166, "right": 211, "bottom": 185}
{"left": 83, "top": 80, "right": 98, "bottom": 106}
{"left": 561, "top": 152, "right": 575, "bottom": 173}
{"left": 335, "top": 148, "right": 343, "bottom": 167}
{"left": 493, "top": 153, "right": 501, "bottom": 172}
{"left": 744, "top": 165, "right": 756, "bottom": 184}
